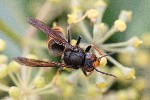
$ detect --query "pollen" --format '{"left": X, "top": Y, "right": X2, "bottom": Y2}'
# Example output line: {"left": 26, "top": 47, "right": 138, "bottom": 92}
{"left": 131, "top": 36, "right": 143, "bottom": 48}
{"left": 71, "top": 39, "right": 77, "bottom": 46}
{"left": 114, "top": 19, "right": 126, "bottom": 32}
{"left": 119, "top": 10, "right": 133, "bottom": 22}
{"left": 86, "top": 9, "right": 99, "bottom": 19}
{"left": 94, "top": 23, "right": 108, "bottom": 35}
{"left": 122, "top": 67, "right": 136, "bottom": 79}
{"left": 96, "top": 74, "right": 108, "bottom": 89}
{"left": 97, "top": 23, "right": 108, "bottom": 33}
{"left": 96, "top": 82, "right": 108, "bottom": 89}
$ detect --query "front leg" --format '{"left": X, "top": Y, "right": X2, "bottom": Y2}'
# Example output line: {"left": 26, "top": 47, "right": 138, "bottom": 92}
{"left": 82, "top": 69, "right": 94, "bottom": 77}
{"left": 67, "top": 28, "right": 71, "bottom": 43}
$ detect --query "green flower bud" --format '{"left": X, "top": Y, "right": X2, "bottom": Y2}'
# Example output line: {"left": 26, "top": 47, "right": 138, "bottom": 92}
{"left": 34, "top": 76, "right": 45, "bottom": 88}
{"left": 0, "top": 64, "right": 8, "bottom": 79}
{"left": 114, "top": 19, "right": 126, "bottom": 32}
{"left": 9, "top": 86, "right": 20, "bottom": 99}
{"left": 8, "top": 61, "right": 20, "bottom": 73}
{"left": 0, "top": 54, "right": 8, "bottom": 64}
{"left": 86, "top": 9, "right": 99, "bottom": 19}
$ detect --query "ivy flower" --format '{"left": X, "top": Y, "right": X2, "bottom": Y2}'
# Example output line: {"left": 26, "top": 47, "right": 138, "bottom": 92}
{"left": 0, "top": 0, "right": 143, "bottom": 99}
{"left": 67, "top": 0, "right": 141, "bottom": 89}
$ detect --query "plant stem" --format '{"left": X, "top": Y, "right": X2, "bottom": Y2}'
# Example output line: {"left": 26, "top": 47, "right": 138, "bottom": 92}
{"left": 9, "top": 73, "right": 20, "bottom": 87}
{"left": 79, "top": 21, "right": 92, "bottom": 42}
{"left": 107, "top": 56, "right": 125, "bottom": 69}
{"left": 101, "top": 41, "right": 130, "bottom": 48}
{"left": 102, "top": 47, "right": 128, "bottom": 53}
{"left": 98, "top": 26, "right": 117, "bottom": 44}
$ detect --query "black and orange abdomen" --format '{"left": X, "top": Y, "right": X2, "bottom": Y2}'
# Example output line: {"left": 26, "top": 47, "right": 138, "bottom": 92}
{"left": 46, "top": 26, "right": 65, "bottom": 56}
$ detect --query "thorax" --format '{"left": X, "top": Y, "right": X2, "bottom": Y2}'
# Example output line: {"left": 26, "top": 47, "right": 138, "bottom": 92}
{"left": 63, "top": 48, "right": 85, "bottom": 69}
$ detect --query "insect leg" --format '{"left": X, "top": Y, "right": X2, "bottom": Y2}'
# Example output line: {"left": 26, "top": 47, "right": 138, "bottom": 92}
{"left": 98, "top": 53, "right": 113, "bottom": 60}
{"left": 82, "top": 69, "right": 94, "bottom": 77}
{"left": 67, "top": 29, "right": 71, "bottom": 43}
{"left": 85, "top": 45, "right": 92, "bottom": 52}
{"left": 76, "top": 36, "right": 81, "bottom": 46}
{"left": 90, "top": 44, "right": 103, "bottom": 55}
{"left": 90, "top": 44, "right": 114, "bottom": 59}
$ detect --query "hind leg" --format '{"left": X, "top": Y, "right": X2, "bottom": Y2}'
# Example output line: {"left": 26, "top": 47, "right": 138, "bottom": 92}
{"left": 82, "top": 69, "right": 94, "bottom": 77}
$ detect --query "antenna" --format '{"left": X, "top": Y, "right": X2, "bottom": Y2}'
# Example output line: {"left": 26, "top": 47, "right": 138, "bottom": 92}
{"left": 94, "top": 68, "right": 117, "bottom": 78}
{"left": 98, "top": 53, "right": 114, "bottom": 60}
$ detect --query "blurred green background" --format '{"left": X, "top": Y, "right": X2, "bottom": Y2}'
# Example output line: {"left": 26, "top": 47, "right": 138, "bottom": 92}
{"left": 1, "top": 0, "right": 150, "bottom": 58}
{"left": 0, "top": 0, "right": 150, "bottom": 99}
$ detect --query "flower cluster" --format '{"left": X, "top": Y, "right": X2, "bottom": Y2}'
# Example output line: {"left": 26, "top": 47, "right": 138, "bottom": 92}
{"left": 0, "top": 0, "right": 145, "bottom": 99}
{"left": 67, "top": 0, "right": 142, "bottom": 82}
{"left": 119, "top": 33, "right": 150, "bottom": 68}
{"left": 0, "top": 43, "right": 60, "bottom": 99}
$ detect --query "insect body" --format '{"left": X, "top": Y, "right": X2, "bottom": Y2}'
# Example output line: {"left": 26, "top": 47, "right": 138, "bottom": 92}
{"left": 15, "top": 18, "right": 116, "bottom": 78}
{"left": 63, "top": 47, "right": 84, "bottom": 69}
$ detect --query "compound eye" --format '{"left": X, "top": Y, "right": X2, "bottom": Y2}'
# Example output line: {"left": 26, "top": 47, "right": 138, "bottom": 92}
{"left": 92, "top": 60, "right": 99, "bottom": 68}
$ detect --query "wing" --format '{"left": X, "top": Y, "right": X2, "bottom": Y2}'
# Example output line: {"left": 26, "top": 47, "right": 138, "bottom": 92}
{"left": 27, "top": 17, "right": 74, "bottom": 50}
{"left": 15, "top": 57, "right": 67, "bottom": 67}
